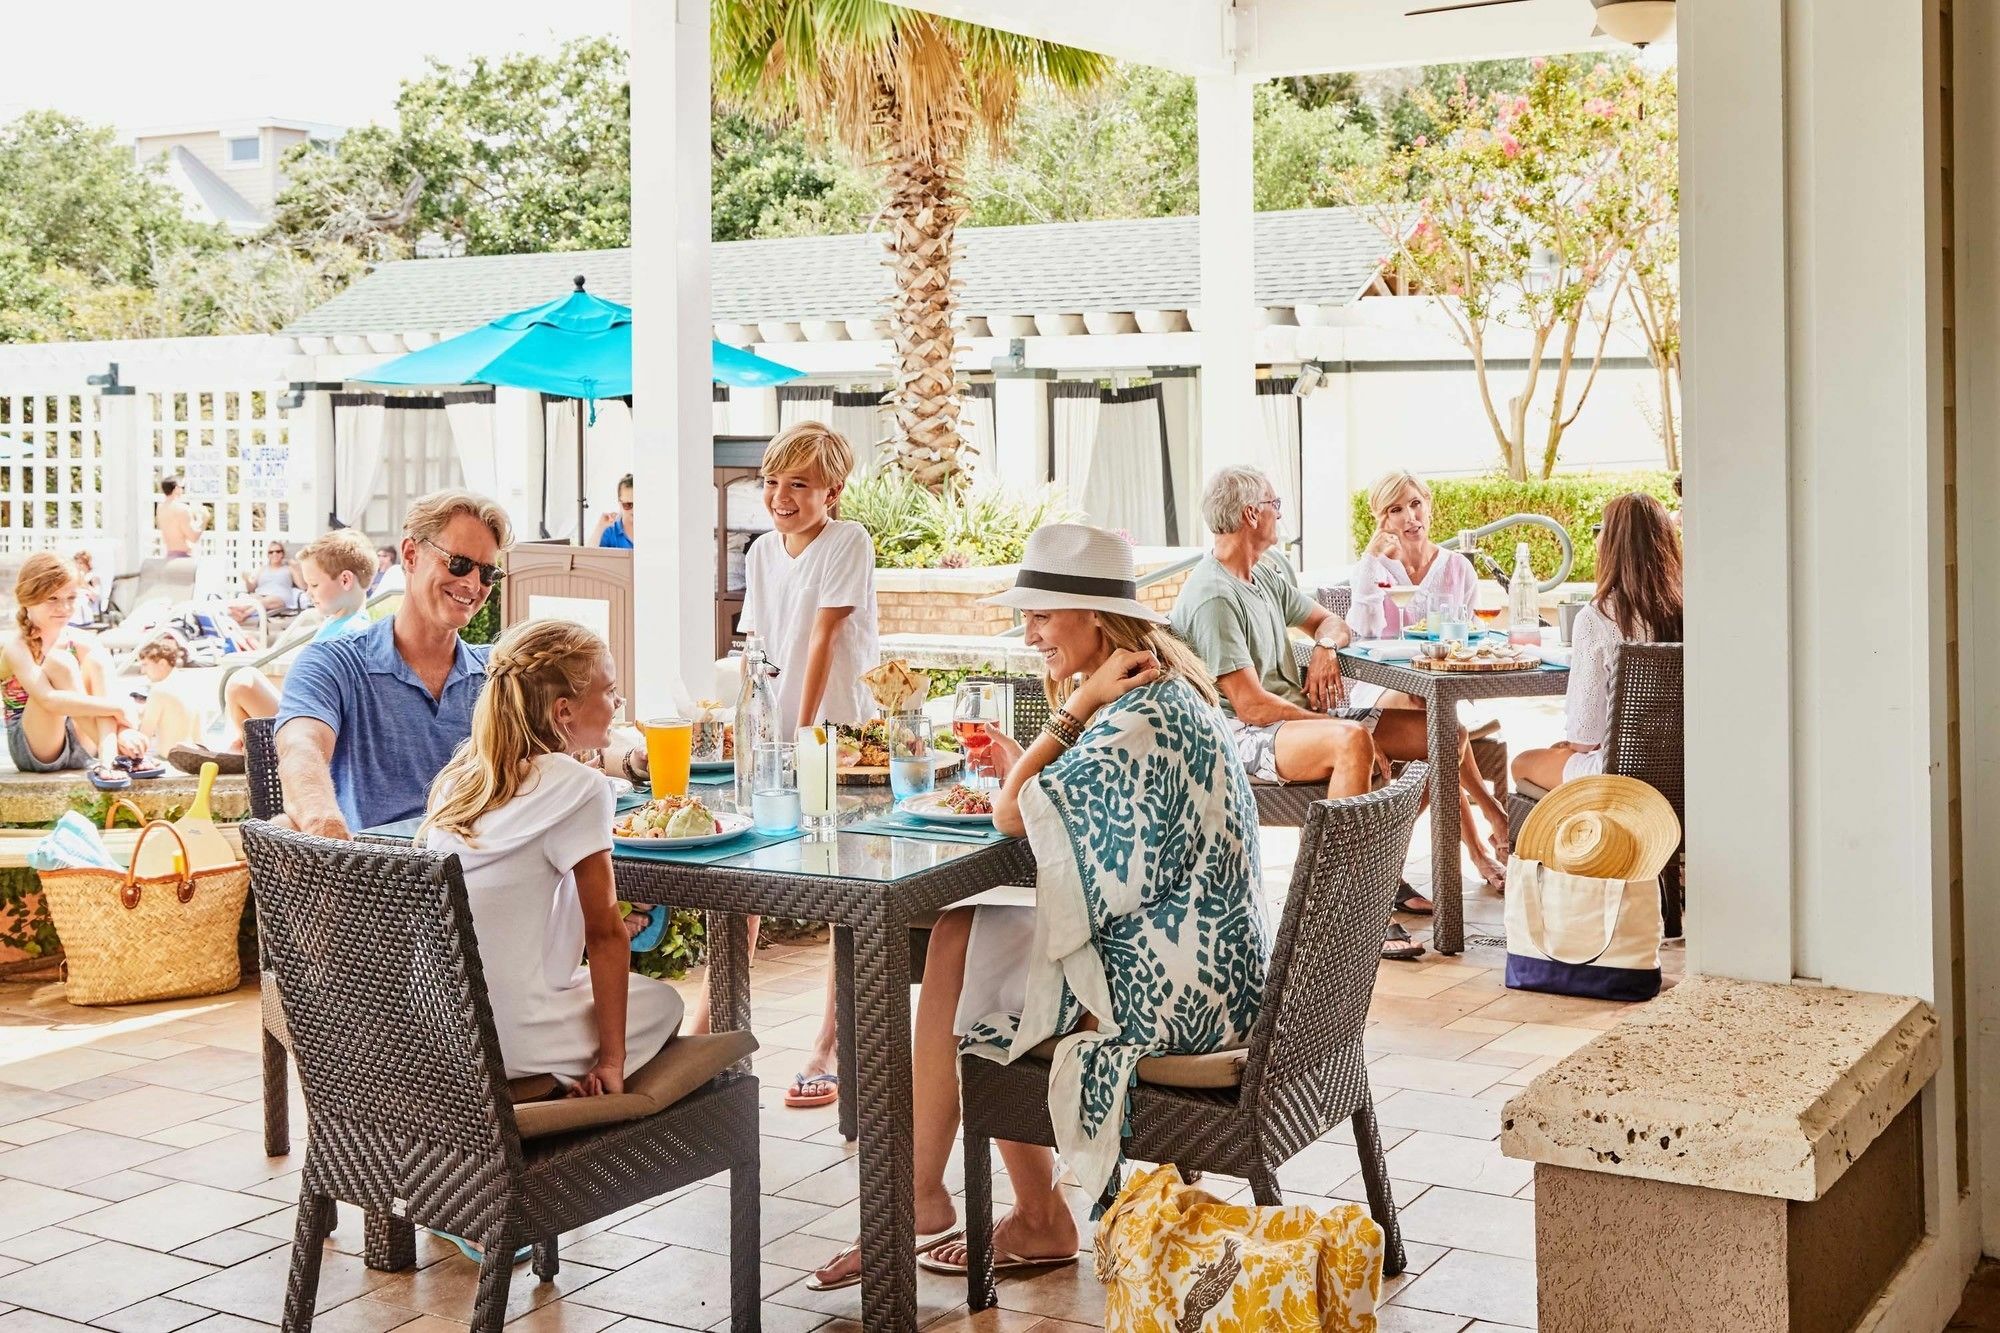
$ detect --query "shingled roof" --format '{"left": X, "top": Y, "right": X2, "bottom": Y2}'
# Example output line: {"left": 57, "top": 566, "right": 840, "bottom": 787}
{"left": 284, "top": 206, "right": 1390, "bottom": 337}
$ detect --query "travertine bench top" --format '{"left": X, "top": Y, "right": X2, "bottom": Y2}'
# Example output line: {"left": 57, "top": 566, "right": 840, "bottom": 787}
{"left": 1499, "top": 975, "right": 1938, "bottom": 1201}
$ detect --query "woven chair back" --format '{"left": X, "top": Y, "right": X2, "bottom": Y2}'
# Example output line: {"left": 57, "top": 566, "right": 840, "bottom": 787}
{"left": 964, "top": 674, "right": 1053, "bottom": 747}
{"left": 1239, "top": 765, "right": 1427, "bottom": 1109}
{"left": 243, "top": 717, "right": 282, "bottom": 821}
{"left": 1603, "top": 643, "right": 1685, "bottom": 823}
{"left": 241, "top": 822, "right": 520, "bottom": 1174}
{"left": 1316, "top": 585, "right": 1354, "bottom": 620}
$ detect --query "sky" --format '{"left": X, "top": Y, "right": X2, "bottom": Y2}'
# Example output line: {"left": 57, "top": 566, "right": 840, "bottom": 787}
{"left": 0, "top": 0, "right": 629, "bottom": 136}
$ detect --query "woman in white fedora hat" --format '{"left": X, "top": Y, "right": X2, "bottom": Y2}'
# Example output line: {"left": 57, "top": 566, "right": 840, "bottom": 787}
{"left": 807, "top": 524, "right": 1269, "bottom": 1290}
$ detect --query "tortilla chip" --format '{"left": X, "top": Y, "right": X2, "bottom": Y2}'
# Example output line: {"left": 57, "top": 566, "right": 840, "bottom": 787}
{"left": 860, "top": 659, "right": 928, "bottom": 715}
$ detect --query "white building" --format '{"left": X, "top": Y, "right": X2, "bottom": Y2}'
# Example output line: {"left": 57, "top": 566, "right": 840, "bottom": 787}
{"left": 133, "top": 117, "right": 343, "bottom": 235}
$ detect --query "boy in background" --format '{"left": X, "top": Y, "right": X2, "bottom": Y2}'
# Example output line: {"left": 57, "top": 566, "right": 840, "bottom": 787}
{"left": 169, "top": 528, "right": 379, "bottom": 775}
{"left": 693, "top": 421, "right": 879, "bottom": 1110}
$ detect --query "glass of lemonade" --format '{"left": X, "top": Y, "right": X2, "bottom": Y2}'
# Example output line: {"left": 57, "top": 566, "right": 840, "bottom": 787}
{"left": 644, "top": 717, "right": 693, "bottom": 797}
{"left": 750, "top": 741, "right": 799, "bottom": 834}
{"left": 796, "top": 725, "right": 841, "bottom": 838}
{"left": 888, "top": 715, "right": 935, "bottom": 801}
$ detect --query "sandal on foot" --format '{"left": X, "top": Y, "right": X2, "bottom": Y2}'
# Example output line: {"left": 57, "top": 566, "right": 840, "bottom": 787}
{"left": 87, "top": 765, "right": 132, "bottom": 792}
{"left": 433, "top": 1231, "right": 533, "bottom": 1266}
{"left": 1394, "top": 881, "right": 1433, "bottom": 915}
{"left": 627, "top": 907, "right": 668, "bottom": 953}
{"left": 918, "top": 1236, "right": 1078, "bottom": 1277}
{"left": 784, "top": 1071, "right": 839, "bottom": 1108}
{"left": 1382, "top": 921, "right": 1426, "bottom": 963}
{"left": 117, "top": 754, "right": 167, "bottom": 780}
{"left": 167, "top": 743, "right": 245, "bottom": 776}
{"left": 808, "top": 1228, "right": 963, "bottom": 1291}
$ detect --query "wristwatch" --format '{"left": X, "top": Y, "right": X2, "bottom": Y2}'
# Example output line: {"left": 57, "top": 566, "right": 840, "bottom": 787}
{"left": 1313, "top": 634, "right": 1343, "bottom": 652}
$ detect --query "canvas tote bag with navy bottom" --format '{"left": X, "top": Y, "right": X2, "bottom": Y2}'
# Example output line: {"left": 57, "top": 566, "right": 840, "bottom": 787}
{"left": 1502, "top": 857, "right": 1662, "bottom": 1001}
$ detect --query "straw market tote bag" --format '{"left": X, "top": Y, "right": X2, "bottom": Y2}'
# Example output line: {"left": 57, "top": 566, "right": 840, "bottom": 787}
{"left": 1096, "top": 1163, "right": 1383, "bottom": 1333}
{"left": 38, "top": 810, "right": 249, "bottom": 1005}
{"left": 1503, "top": 857, "right": 1662, "bottom": 1002}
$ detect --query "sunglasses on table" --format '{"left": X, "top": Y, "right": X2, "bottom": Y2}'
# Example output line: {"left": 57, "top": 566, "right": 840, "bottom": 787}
{"left": 422, "top": 537, "right": 506, "bottom": 586}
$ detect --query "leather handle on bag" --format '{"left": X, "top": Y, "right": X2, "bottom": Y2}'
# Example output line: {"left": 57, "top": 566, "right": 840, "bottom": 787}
{"left": 121, "top": 821, "right": 198, "bottom": 910}
{"left": 104, "top": 799, "right": 148, "bottom": 831}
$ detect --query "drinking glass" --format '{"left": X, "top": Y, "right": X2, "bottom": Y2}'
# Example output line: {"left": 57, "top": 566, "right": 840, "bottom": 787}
{"left": 888, "top": 714, "right": 935, "bottom": 801}
{"left": 1438, "top": 598, "right": 1472, "bottom": 647}
{"left": 795, "top": 725, "right": 840, "bottom": 838}
{"left": 750, "top": 741, "right": 800, "bottom": 834}
{"left": 1473, "top": 591, "right": 1506, "bottom": 643}
{"left": 643, "top": 717, "right": 692, "bottom": 797}
{"left": 953, "top": 683, "right": 999, "bottom": 790}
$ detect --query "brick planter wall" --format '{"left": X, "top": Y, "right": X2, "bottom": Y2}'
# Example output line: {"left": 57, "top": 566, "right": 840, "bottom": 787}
{"left": 874, "top": 550, "right": 1198, "bottom": 639}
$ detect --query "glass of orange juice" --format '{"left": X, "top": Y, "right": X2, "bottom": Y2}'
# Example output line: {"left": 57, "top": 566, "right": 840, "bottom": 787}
{"left": 644, "top": 717, "right": 693, "bottom": 797}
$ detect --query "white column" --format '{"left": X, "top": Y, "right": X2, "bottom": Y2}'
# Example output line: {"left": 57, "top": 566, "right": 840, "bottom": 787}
{"left": 97, "top": 390, "right": 145, "bottom": 569}
{"left": 288, "top": 390, "right": 334, "bottom": 541}
{"left": 1196, "top": 73, "right": 1256, "bottom": 494}
{"left": 629, "top": 0, "right": 714, "bottom": 713}
{"left": 1297, "top": 373, "right": 1350, "bottom": 570}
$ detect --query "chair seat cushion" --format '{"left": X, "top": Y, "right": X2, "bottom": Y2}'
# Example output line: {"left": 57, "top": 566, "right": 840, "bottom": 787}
{"left": 512, "top": 1031, "right": 759, "bottom": 1140}
{"left": 1516, "top": 776, "right": 1551, "bottom": 801}
{"left": 1022, "top": 1036, "right": 1248, "bottom": 1089}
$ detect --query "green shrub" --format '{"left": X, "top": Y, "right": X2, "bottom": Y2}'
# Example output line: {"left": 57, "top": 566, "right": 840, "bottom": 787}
{"left": 1351, "top": 471, "right": 1677, "bottom": 584}
{"left": 842, "top": 472, "right": 1080, "bottom": 570}
{"left": 629, "top": 906, "right": 707, "bottom": 980}
{"left": 460, "top": 596, "right": 500, "bottom": 645}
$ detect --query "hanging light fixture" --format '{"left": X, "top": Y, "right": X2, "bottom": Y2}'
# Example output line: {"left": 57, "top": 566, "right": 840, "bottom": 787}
{"left": 1590, "top": 0, "right": 1676, "bottom": 48}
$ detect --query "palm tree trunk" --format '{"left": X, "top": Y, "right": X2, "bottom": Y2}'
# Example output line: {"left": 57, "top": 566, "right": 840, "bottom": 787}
{"left": 876, "top": 88, "right": 971, "bottom": 493}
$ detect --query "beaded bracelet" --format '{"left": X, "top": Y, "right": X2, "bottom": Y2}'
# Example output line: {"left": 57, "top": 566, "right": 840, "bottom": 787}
{"left": 1044, "top": 711, "right": 1085, "bottom": 749}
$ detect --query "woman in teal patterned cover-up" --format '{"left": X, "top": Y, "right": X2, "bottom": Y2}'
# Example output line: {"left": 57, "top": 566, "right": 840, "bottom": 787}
{"left": 806, "top": 524, "right": 1268, "bottom": 1292}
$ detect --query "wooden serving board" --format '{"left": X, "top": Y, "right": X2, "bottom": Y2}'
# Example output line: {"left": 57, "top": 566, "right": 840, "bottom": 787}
{"left": 837, "top": 752, "right": 965, "bottom": 787}
{"left": 1410, "top": 654, "right": 1542, "bottom": 673}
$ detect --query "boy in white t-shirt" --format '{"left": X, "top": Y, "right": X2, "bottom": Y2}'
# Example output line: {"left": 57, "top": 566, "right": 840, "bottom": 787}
{"left": 694, "top": 421, "right": 879, "bottom": 1111}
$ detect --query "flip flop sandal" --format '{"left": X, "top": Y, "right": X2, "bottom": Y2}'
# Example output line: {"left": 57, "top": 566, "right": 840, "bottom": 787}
{"left": 167, "top": 743, "right": 245, "bottom": 776}
{"left": 918, "top": 1240, "right": 1079, "bottom": 1277}
{"left": 1395, "top": 881, "right": 1434, "bottom": 916}
{"left": 87, "top": 765, "right": 133, "bottom": 792}
{"left": 627, "top": 907, "right": 668, "bottom": 953}
{"left": 432, "top": 1231, "right": 533, "bottom": 1266}
{"left": 116, "top": 754, "right": 167, "bottom": 780}
{"left": 1382, "top": 921, "right": 1426, "bottom": 963}
{"left": 784, "top": 1071, "right": 839, "bottom": 1108}
{"left": 807, "top": 1228, "right": 963, "bottom": 1292}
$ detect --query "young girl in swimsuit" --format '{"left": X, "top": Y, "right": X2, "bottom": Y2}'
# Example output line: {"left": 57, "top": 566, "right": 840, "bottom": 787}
{"left": 2, "top": 554, "right": 148, "bottom": 789}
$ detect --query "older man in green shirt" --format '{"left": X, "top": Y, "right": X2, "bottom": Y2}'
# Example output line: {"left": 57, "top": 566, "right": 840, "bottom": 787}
{"left": 1172, "top": 465, "right": 1438, "bottom": 960}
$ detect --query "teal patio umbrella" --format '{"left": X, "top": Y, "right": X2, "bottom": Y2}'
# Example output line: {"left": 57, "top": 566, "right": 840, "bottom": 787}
{"left": 355, "top": 277, "right": 804, "bottom": 539}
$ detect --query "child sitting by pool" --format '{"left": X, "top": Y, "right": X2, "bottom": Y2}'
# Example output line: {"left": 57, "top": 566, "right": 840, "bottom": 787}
{"left": 419, "top": 618, "right": 682, "bottom": 1091}
{"left": 170, "top": 527, "right": 378, "bottom": 775}
{"left": 132, "top": 636, "right": 201, "bottom": 754}
{"left": 1, "top": 553, "right": 150, "bottom": 790}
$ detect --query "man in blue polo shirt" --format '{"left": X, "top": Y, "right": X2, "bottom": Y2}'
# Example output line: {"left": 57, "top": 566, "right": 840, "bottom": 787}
{"left": 276, "top": 490, "right": 513, "bottom": 838}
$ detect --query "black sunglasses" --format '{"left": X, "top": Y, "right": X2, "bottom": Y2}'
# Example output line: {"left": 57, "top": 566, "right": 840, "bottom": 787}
{"left": 423, "top": 537, "right": 505, "bottom": 586}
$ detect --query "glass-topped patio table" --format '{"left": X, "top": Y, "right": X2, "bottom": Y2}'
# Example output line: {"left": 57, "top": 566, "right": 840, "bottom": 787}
{"left": 1338, "top": 649, "right": 1572, "bottom": 955}
{"left": 369, "top": 778, "right": 1033, "bottom": 1333}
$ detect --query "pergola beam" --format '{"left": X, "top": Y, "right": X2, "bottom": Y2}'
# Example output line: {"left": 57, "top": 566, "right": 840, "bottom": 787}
{"left": 1239, "top": 0, "right": 1609, "bottom": 78}
{"left": 887, "top": 0, "right": 1231, "bottom": 73}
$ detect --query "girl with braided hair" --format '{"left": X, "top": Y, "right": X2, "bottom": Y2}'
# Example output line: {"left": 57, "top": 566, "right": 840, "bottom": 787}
{"left": 1, "top": 552, "right": 149, "bottom": 789}
{"left": 420, "top": 619, "right": 681, "bottom": 1093}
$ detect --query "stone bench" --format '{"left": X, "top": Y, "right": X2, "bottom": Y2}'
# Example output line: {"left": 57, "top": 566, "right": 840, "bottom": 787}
{"left": 1500, "top": 975, "right": 1939, "bottom": 1332}
{"left": 0, "top": 768, "right": 250, "bottom": 826}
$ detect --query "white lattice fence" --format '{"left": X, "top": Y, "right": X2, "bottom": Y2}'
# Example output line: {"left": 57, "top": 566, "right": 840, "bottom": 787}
{"left": 146, "top": 387, "right": 300, "bottom": 570}
{"left": 0, "top": 390, "right": 106, "bottom": 558}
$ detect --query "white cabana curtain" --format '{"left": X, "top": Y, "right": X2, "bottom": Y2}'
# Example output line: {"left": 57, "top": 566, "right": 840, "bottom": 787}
{"left": 777, "top": 384, "right": 834, "bottom": 432}
{"left": 1254, "top": 379, "right": 1303, "bottom": 545}
{"left": 830, "top": 389, "right": 890, "bottom": 476}
{"left": 1082, "top": 385, "right": 1175, "bottom": 546}
{"left": 960, "top": 383, "right": 996, "bottom": 488}
{"left": 538, "top": 398, "right": 582, "bottom": 541}
{"left": 1051, "top": 381, "right": 1102, "bottom": 511}
{"left": 443, "top": 390, "right": 497, "bottom": 499}
{"left": 330, "top": 393, "right": 389, "bottom": 532}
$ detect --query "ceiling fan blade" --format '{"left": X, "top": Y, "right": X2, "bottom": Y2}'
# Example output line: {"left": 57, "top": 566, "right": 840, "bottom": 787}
{"left": 1406, "top": 0, "right": 1531, "bottom": 15}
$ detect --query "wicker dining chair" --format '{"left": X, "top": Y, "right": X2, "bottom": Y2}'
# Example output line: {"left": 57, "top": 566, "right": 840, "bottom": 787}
{"left": 956, "top": 764, "right": 1430, "bottom": 1311}
{"left": 242, "top": 717, "right": 294, "bottom": 1159}
{"left": 1508, "top": 642, "right": 1685, "bottom": 936}
{"left": 242, "top": 822, "right": 763, "bottom": 1333}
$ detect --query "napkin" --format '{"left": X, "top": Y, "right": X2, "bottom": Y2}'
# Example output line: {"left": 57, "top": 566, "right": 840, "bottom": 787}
{"left": 1537, "top": 645, "right": 1572, "bottom": 667}
{"left": 1353, "top": 640, "right": 1423, "bottom": 661}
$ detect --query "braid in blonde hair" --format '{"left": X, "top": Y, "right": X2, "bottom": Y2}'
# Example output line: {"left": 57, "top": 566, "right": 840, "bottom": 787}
{"left": 13, "top": 553, "right": 78, "bottom": 663}
{"left": 419, "top": 619, "right": 609, "bottom": 846}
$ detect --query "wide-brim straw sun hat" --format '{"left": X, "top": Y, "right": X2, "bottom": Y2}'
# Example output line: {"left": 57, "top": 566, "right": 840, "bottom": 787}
{"left": 1515, "top": 776, "right": 1680, "bottom": 881}
{"left": 980, "top": 523, "right": 1169, "bottom": 624}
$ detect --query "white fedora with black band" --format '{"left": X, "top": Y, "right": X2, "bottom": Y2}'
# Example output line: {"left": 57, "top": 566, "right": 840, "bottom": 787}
{"left": 981, "top": 523, "right": 1169, "bottom": 624}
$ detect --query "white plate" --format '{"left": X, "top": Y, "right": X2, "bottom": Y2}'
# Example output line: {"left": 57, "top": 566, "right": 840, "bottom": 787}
{"left": 691, "top": 758, "right": 734, "bottom": 774}
{"left": 613, "top": 810, "right": 755, "bottom": 850}
{"left": 898, "top": 792, "right": 996, "bottom": 825}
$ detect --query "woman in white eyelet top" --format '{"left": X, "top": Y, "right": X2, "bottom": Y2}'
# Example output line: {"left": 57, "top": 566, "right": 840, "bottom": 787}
{"left": 1511, "top": 492, "right": 1683, "bottom": 795}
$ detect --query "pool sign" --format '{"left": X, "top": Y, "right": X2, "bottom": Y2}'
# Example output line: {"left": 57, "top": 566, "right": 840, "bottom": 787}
{"left": 183, "top": 444, "right": 227, "bottom": 502}
{"left": 245, "top": 445, "right": 290, "bottom": 501}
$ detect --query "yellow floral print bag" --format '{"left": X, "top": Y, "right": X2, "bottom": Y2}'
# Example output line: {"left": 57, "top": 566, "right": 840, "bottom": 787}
{"left": 1096, "top": 1164, "right": 1384, "bottom": 1332}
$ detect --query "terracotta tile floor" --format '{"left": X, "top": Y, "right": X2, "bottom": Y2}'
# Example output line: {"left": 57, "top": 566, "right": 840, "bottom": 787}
{"left": 0, "top": 699, "right": 1680, "bottom": 1331}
